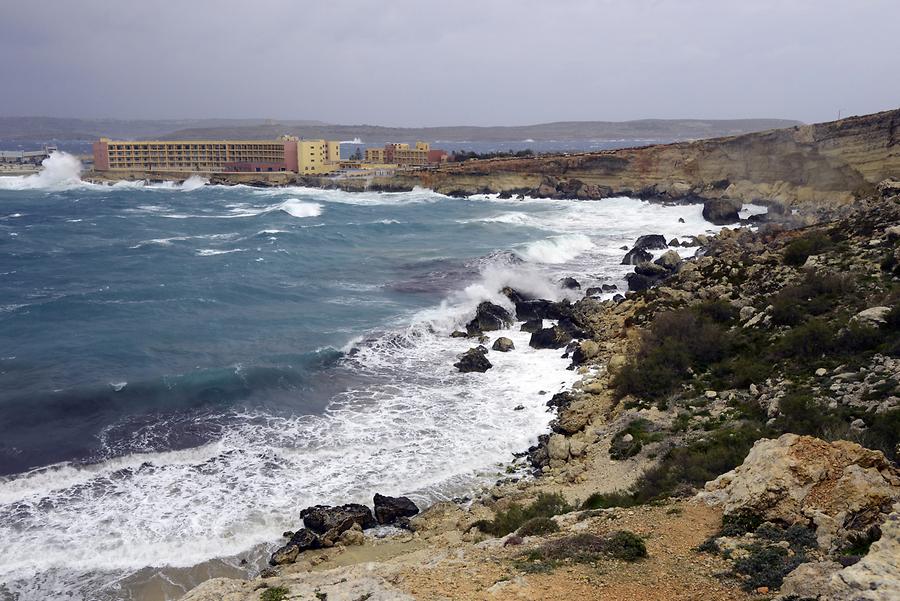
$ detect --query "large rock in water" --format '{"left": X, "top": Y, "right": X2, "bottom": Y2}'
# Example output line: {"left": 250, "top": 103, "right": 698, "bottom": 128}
{"left": 625, "top": 271, "right": 662, "bottom": 292}
{"left": 300, "top": 503, "right": 376, "bottom": 535}
{"left": 699, "top": 434, "right": 900, "bottom": 552}
{"left": 491, "top": 337, "right": 514, "bottom": 352}
{"left": 621, "top": 247, "right": 652, "bottom": 265}
{"left": 632, "top": 234, "right": 668, "bottom": 250}
{"left": 529, "top": 325, "right": 573, "bottom": 349}
{"left": 465, "top": 301, "right": 513, "bottom": 335}
{"left": 702, "top": 198, "right": 743, "bottom": 225}
{"left": 514, "top": 299, "right": 572, "bottom": 321}
{"left": 269, "top": 528, "right": 321, "bottom": 565}
{"left": 454, "top": 345, "right": 492, "bottom": 372}
{"left": 373, "top": 493, "right": 420, "bottom": 525}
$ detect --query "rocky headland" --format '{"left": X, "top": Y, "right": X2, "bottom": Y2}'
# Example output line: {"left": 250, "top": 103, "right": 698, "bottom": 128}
{"left": 181, "top": 155, "right": 900, "bottom": 599}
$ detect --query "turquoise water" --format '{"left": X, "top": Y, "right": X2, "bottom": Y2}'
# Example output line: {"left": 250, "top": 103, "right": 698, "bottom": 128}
{"left": 0, "top": 155, "right": 740, "bottom": 600}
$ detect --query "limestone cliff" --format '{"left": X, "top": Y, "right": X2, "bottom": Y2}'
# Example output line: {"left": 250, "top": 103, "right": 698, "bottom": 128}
{"left": 364, "top": 109, "right": 900, "bottom": 209}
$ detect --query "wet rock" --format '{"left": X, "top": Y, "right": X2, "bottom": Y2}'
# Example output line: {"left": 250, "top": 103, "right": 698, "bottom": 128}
{"left": 546, "top": 391, "right": 574, "bottom": 410}
{"left": 520, "top": 318, "right": 543, "bottom": 333}
{"left": 585, "top": 286, "right": 603, "bottom": 297}
{"left": 465, "top": 301, "right": 513, "bottom": 335}
{"left": 269, "top": 528, "right": 321, "bottom": 565}
{"left": 668, "top": 238, "right": 680, "bottom": 247}
{"left": 678, "top": 217, "right": 686, "bottom": 223}
{"left": 501, "top": 287, "right": 532, "bottom": 305}
{"left": 622, "top": 247, "right": 652, "bottom": 265}
{"left": 449, "top": 330, "right": 467, "bottom": 338}
{"left": 654, "top": 250, "right": 683, "bottom": 271}
{"left": 601, "top": 283, "right": 618, "bottom": 292}
{"left": 301, "top": 504, "right": 376, "bottom": 535}
{"left": 514, "top": 299, "right": 573, "bottom": 321}
{"left": 633, "top": 234, "right": 668, "bottom": 250}
{"left": 529, "top": 325, "right": 573, "bottom": 349}
{"left": 625, "top": 272, "right": 662, "bottom": 292}
{"left": 557, "top": 317, "right": 590, "bottom": 340}
{"left": 634, "top": 261, "right": 669, "bottom": 278}
{"left": 373, "top": 493, "right": 420, "bottom": 525}
{"left": 454, "top": 345, "right": 493, "bottom": 372}
{"left": 492, "top": 337, "right": 515, "bottom": 352}
{"left": 702, "top": 198, "right": 743, "bottom": 225}
{"left": 559, "top": 277, "right": 581, "bottom": 289}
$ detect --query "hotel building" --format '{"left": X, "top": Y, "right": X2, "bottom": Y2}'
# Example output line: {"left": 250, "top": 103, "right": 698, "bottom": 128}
{"left": 364, "top": 141, "right": 448, "bottom": 166}
{"left": 93, "top": 136, "right": 341, "bottom": 174}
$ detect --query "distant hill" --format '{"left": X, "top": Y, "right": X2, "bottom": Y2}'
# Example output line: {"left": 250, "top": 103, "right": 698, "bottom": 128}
{"left": 0, "top": 116, "right": 802, "bottom": 144}
{"left": 162, "top": 119, "right": 803, "bottom": 143}
{"left": 0, "top": 117, "right": 326, "bottom": 141}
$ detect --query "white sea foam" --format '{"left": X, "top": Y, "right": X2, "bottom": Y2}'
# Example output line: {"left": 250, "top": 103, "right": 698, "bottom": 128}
{"left": 518, "top": 233, "right": 596, "bottom": 264}
{"left": 195, "top": 248, "right": 247, "bottom": 256}
{"left": 275, "top": 199, "right": 322, "bottom": 218}
{"left": 0, "top": 152, "right": 83, "bottom": 191}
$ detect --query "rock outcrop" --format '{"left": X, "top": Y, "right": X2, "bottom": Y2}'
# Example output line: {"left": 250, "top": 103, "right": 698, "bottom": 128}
{"left": 700, "top": 434, "right": 900, "bottom": 551}
{"left": 454, "top": 345, "right": 492, "bottom": 372}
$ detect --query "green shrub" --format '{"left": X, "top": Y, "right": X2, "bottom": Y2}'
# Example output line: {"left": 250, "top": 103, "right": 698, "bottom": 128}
{"left": 613, "top": 308, "right": 731, "bottom": 401}
{"left": 783, "top": 231, "right": 833, "bottom": 266}
{"left": 775, "top": 392, "right": 845, "bottom": 438}
{"left": 770, "top": 272, "right": 854, "bottom": 326}
{"left": 260, "top": 587, "right": 289, "bottom": 601}
{"left": 517, "top": 517, "right": 560, "bottom": 536}
{"left": 695, "top": 299, "right": 740, "bottom": 324}
{"left": 838, "top": 322, "right": 884, "bottom": 353}
{"left": 526, "top": 531, "right": 647, "bottom": 566}
{"left": 859, "top": 408, "right": 900, "bottom": 462}
{"left": 775, "top": 318, "right": 837, "bottom": 358}
{"left": 732, "top": 544, "right": 807, "bottom": 590}
{"left": 581, "top": 491, "right": 638, "bottom": 510}
{"left": 475, "top": 493, "right": 572, "bottom": 536}
{"left": 609, "top": 418, "right": 662, "bottom": 460}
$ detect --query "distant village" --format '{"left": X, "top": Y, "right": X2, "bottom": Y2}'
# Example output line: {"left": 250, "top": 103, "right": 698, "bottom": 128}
{"left": 90, "top": 136, "right": 452, "bottom": 176}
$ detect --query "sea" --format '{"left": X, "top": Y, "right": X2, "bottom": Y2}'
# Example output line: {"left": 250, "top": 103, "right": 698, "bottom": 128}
{"left": 0, "top": 153, "right": 762, "bottom": 600}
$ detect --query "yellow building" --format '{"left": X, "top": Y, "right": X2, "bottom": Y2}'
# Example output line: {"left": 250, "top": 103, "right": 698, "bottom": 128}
{"left": 94, "top": 136, "right": 342, "bottom": 174}
{"left": 297, "top": 139, "right": 341, "bottom": 174}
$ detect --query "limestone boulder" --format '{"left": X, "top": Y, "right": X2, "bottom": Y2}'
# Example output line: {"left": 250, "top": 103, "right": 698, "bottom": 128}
{"left": 699, "top": 434, "right": 900, "bottom": 551}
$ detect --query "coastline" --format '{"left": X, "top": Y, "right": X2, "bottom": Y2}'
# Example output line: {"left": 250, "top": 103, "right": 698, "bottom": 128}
{"left": 181, "top": 188, "right": 900, "bottom": 600}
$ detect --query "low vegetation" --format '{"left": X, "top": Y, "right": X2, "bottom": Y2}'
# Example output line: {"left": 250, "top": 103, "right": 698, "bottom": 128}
{"left": 473, "top": 493, "right": 572, "bottom": 537}
{"left": 260, "top": 586, "right": 289, "bottom": 601}
{"left": 515, "top": 531, "right": 647, "bottom": 573}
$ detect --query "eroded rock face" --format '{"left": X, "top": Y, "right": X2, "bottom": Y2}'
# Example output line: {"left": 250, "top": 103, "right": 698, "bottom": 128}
{"left": 700, "top": 434, "right": 900, "bottom": 551}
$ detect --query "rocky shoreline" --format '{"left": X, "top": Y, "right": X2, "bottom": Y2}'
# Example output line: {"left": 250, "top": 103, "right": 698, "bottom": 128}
{"left": 181, "top": 177, "right": 900, "bottom": 600}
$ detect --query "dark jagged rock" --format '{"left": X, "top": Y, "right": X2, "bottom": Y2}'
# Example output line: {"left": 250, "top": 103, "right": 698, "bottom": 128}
{"left": 559, "top": 277, "right": 581, "bottom": 289}
{"left": 492, "top": 337, "right": 515, "bottom": 352}
{"left": 454, "top": 345, "right": 492, "bottom": 372}
{"left": 520, "top": 318, "right": 543, "bottom": 333}
{"left": 621, "top": 247, "right": 652, "bottom": 265}
{"left": 529, "top": 325, "right": 573, "bottom": 349}
{"left": 465, "top": 301, "right": 513, "bottom": 335}
{"left": 269, "top": 528, "right": 322, "bottom": 565}
{"left": 373, "top": 493, "right": 419, "bottom": 525}
{"left": 500, "top": 286, "right": 533, "bottom": 305}
{"left": 601, "top": 283, "right": 618, "bottom": 292}
{"left": 678, "top": 217, "right": 686, "bottom": 223}
{"left": 514, "top": 299, "right": 572, "bottom": 321}
{"left": 702, "top": 198, "right": 743, "bottom": 225}
{"left": 300, "top": 503, "right": 375, "bottom": 535}
{"left": 546, "top": 391, "right": 574, "bottom": 410}
{"left": 625, "top": 272, "right": 662, "bottom": 292}
{"left": 449, "top": 330, "right": 467, "bottom": 338}
{"left": 613, "top": 293, "right": 625, "bottom": 302}
{"left": 585, "top": 286, "right": 603, "bottom": 297}
{"left": 668, "top": 238, "right": 680, "bottom": 246}
{"left": 633, "top": 234, "right": 669, "bottom": 250}
{"left": 557, "top": 317, "right": 589, "bottom": 339}
{"left": 634, "top": 261, "right": 669, "bottom": 277}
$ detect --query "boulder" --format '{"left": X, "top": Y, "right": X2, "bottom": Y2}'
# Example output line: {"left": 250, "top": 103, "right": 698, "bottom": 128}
{"left": 492, "top": 337, "right": 515, "bottom": 352}
{"left": 269, "top": 528, "right": 321, "bottom": 565}
{"left": 300, "top": 504, "right": 376, "bottom": 535}
{"left": 557, "top": 317, "right": 590, "bottom": 339}
{"left": 373, "top": 493, "right": 420, "bottom": 525}
{"left": 465, "top": 301, "right": 513, "bottom": 335}
{"left": 633, "top": 234, "right": 668, "bottom": 251}
{"left": 454, "top": 346, "right": 492, "bottom": 373}
{"left": 668, "top": 238, "right": 680, "bottom": 247}
{"left": 625, "top": 272, "right": 661, "bottom": 292}
{"left": 852, "top": 306, "right": 891, "bottom": 327}
{"left": 601, "top": 283, "right": 618, "bottom": 292}
{"left": 547, "top": 434, "right": 570, "bottom": 460}
{"left": 514, "top": 299, "right": 572, "bottom": 321}
{"left": 702, "top": 198, "right": 743, "bottom": 225}
{"left": 529, "top": 325, "right": 573, "bottom": 349}
{"left": 634, "top": 261, "right": 670, "bottom": 277}
{"left": 621, "top": 247, "right": 653, "bottom": 265}
{"left": 700, "top": 434, "right": 900, "bottom": 551}
{"left": 449, "top": 330, "right": 468, "bottom": 338}
{"left": 571, "top": 339, "right": 600, "bottom": 365}
{"left": 654, "top": 250, "right": 683, "bottom": 271}
{"left": 559, "top": 277, "right": 581, "bottom": 289}
{"left": 338, "top": 523, "right": 365, "bottom": 546}
{"left": 584, "top": 286, "right": 603, "bottom": 297}
{"left": 520, "top": 319, "right": 543, "bottom": 333}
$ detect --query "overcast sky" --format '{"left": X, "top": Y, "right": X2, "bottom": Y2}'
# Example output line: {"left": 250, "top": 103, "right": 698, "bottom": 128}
{"left": 2, "top": 0, "right": 898, "bottom": 126}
